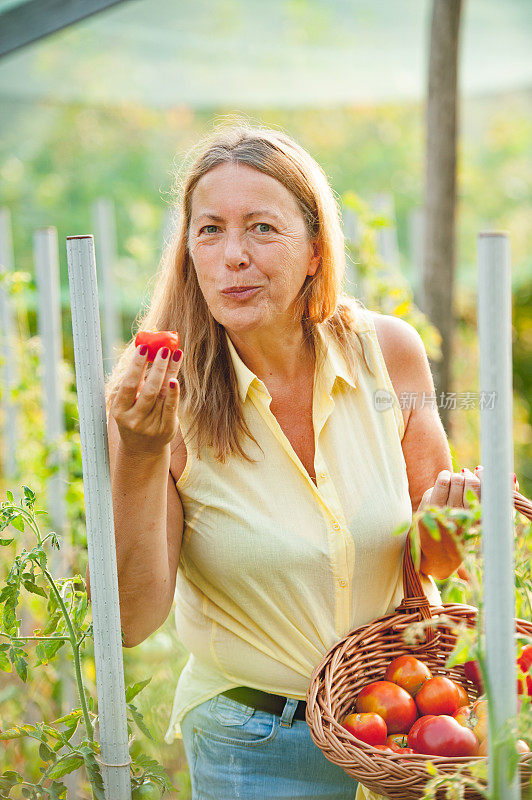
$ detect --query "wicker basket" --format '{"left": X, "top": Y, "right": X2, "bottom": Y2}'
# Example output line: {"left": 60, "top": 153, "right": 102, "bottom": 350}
{"left": 306, "top": 490, "right": 532, "bottom": 800}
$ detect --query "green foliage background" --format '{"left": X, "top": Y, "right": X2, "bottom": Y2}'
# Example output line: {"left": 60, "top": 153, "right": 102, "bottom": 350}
{"left": 0, "top": 88, "right": 531, "bottom": 797}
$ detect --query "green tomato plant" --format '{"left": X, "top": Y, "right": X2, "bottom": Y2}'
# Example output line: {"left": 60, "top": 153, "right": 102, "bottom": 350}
{"left": 0, "top": 486, "right": 175, "bottom": 800}
{"left": 396, "top": 491, "right": 532, "bottom": 799}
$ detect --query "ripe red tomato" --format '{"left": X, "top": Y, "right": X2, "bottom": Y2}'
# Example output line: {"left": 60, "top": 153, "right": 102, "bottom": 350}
{"left": 356, "top": 681, "right": 418, "bottom": 734}
{"left": 415, "top": 676, "right": 462, "bottom": 716}
{"left": 385, "top": 734, "right": 415, "bottom": 753}
{"left": 517, "top": 645, "right": 532, "bottom": 696}
{"left": 464, "top": 660, "right": 484, "bottom": 693}
{"left": 134, "top": 330, "right": 180, "bottom": 363}
{"left": 408, "top": 715, "right": 479, "bottom": 757}
{"left": 407, "top": 715, "right": 437, "bottom": 751}
{"left": 452, "top": 704, "right": 474, "bottom": 729}
{"left": 453, "top": 699, "right": 487, "bottom": 744}
{"left": 384, "top": 656, "right": 432, "bottom": 698}
{"left": 453, "top": 680, "right": 470, "bottom": 708}
{"left": 341, "top": 712, "right": 387, "bottom": 746}
{"left": 469, "top": 697, "right": 488, "bottom": 743}
{"left": 386, "top": 733, "right": 409, "bottom": 749}
{"left": 518, "top": 645, "right": 532, "bottom": 671}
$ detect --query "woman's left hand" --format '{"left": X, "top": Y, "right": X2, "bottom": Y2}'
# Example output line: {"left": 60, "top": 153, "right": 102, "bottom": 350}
{"left": 416, "top": 467, "right": 482, "bottom": 580}
{"left": 417, "top": 467, "right": 481, "bottom": 513}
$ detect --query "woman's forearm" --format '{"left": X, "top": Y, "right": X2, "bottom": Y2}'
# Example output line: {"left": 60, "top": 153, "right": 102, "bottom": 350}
{"left": 86, "top": 443, "right": 178, "bottom": 647}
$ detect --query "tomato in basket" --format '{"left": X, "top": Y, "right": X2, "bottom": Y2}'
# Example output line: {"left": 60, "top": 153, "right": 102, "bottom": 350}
{"left": 518, "top": 644, "right": 532, "bottom": 696}
{"left": 407, "top": 714, "right": 436, "bottom": 751}
{"left": 408, "top": 715, "right": 478, "bottom": 757}
{"left": 464, "top": 659, "right": 484, "bottom": 693}
{"left": 385, "top": 734, "right": 415, "bottom": 754}
{"left": 134, "top": 330, "right": 180, "bottom": 363}
{"left": 341, "top": 712, "right": 387, "bottom": 746}
{"left": 453, "top": 680, "right": 470, "bottom": 708}
{"left": 386, "top": 733, "right": 409, "bottom": 749}
{"left": 355, "top": 681, "right": 418, "bottom": 734}
{"left": 415, "top": 676, "right": 463, "bottom": 716}
{"left": 384, "top": 655, "right": 432, "bottom": 698}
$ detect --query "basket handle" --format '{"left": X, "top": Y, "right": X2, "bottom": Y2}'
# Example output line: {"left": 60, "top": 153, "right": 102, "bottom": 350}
{"left": 395, "top": 488, "right": 532, "bottom": 641}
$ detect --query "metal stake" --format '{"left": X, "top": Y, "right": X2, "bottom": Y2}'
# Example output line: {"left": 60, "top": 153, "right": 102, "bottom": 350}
{"left": 478, "top": 231, "right": 520, "bottom": 800}
{"left": 66, "top": 234, "right": 131, "bottom": 799}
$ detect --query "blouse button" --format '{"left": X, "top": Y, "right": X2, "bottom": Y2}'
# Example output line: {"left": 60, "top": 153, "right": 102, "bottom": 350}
{"left": 339, "top": 579, "right": 348, "bottom": 588}
{"left": 319, "top": 472, "right": 327, "bottom": 480}
{"left": 332, "top": 522, "right": 341, "bottom": 531}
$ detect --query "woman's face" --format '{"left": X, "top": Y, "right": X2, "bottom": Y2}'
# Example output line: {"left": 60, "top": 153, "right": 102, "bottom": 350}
{"left": 188, "top": 162, "right": 319, "bottom": 338}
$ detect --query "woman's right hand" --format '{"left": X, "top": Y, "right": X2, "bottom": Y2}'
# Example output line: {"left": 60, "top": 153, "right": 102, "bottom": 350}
{"left": 110, "top": 343, "right": 183, "bottom": 457}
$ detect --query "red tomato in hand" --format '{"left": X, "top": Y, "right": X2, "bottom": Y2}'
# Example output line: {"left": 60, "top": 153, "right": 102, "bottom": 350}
{"left": 384, "top": 655, "right": 432, "bottom": 698}
{"left": 415, "top": 676, "right": 462, "bottom": 716}
{"left": 342, "top": 712, "right": 387, "bottom": 745}
{"left": 408, "top": 715, "right": 479, "bottom": 757}
{"left": 134, "top": 330, "right": 180, "bottom": 363}
{"left": 356, "top": 681, "right": 418, "bottom": 734}
{"left": 464, "top": 660, "right": 484, "bottom": 694}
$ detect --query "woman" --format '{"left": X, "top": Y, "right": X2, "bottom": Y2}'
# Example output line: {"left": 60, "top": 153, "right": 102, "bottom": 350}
{"left": 98, "top": 125, "right": 480, "bottom": 799}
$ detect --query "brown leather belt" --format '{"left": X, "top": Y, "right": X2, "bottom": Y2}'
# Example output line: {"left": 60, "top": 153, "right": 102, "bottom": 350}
{"left": 221, "top": 687, "right": 307, "bottom": 721}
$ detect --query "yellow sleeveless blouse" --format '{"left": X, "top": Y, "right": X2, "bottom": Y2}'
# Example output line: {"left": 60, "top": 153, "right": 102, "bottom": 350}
{"left": 164, "top": 304, "right": 441, "bottom": 744}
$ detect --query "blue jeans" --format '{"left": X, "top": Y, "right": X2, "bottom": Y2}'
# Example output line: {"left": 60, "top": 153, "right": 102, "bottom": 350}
{"left": 181, "top": 693, "right": 359, "bottom": 799}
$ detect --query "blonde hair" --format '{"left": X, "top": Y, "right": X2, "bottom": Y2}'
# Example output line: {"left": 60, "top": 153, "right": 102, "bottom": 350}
{"left": 105, "top": 123, "right": 368, "bottom": 462}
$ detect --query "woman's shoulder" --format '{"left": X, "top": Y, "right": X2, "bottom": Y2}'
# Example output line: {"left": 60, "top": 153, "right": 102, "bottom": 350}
{"left": 369, "top": 310, "right": 427, "bottom": 366}
{"left": 369, "top": 311, "right": 429, "bottom": 421}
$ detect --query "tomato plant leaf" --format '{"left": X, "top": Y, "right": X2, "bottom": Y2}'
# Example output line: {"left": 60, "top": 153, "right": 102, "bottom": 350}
{"left": 22, "top": 579, "right": 47, "bottom": 598}
{"left": 22, "top": 486, "right": 36, "bottom": 507}
{"left": 39, "top": 741, "right": 55, "bottom": 761}
{"left": 47, "top": 755, "right": 84, "bottom": 780}
{"left": 0, "top": 770, "right": 22, "bottom": 791}
{"left": 127, "top": 703, "right": 155, "bottom": 741}
{"left": 445, "top": 627, "right": 477, "bottom": 669}
{"left": 52, "top": 709, "right": 83, "bottom": 726}
{"left": 125, "top": 678, "right": 151, "bottom": 703}
{"left": 10, "top": 515, "right": 25, "bottom": 533}
{"left": 14, "top": 655, "right": 28, "bottom": 682}
{"left": 80, "top": 749, "right": 105, "bottom": 800}
{"left": 0, "top": 651, "right": 11, "bottom": 672}
{"left": 0, "top": 537, "right": 14, "bottom": 546}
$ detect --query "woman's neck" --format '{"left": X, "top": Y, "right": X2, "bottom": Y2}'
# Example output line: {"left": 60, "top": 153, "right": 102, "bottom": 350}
{"left": 226, "top": 323, "right": 315, "bottom": 386}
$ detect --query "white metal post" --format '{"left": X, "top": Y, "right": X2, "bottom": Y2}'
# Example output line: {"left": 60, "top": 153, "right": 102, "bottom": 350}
{"left": 66, "top": 235, "right": 131, "bottom": 799}
{"left": 0, "top": 207, "right": 20, "bottom": 481}
{"left": 34, "top": 227, "right": 68, "bottom": 569}
{"left": 477, "top": 232, "right": 520, "bottom": 800}
{"left": 92, "top": 198, "right": 121, "bottom": 379}
{"left": 34, "top": 225, "right": 79, "bottom": 797}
